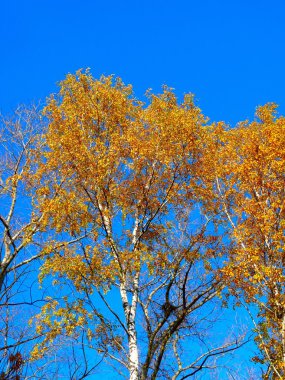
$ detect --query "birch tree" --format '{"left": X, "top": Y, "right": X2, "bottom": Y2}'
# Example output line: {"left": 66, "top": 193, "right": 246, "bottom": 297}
{"left": 0, "top": 106, "right": 46, "bottom": 378}
{"left": 0, "top": 107, "right": 88, "bottom": 378}
{"left": 31, "top": 71, "right": 245, "bottom": 379}
{"left": 200, "top": 104, "right": 285, "bottom": 379}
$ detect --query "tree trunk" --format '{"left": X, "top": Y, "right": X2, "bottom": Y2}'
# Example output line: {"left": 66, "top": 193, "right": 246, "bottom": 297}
{"left": 128, "top": 317, "right": 139, "bottom": 380}
{"left": 120, "top": 273, "right": 139, "bottom": 380}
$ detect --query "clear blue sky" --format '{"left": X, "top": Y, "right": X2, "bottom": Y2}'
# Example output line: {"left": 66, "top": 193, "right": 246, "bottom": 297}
{"left": 1, "top": 0, "right": 285, "bottom": 125}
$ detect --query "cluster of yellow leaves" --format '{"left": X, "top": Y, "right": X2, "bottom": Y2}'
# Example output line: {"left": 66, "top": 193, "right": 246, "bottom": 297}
{"left": 32, "top": 69, "right": 209, "bottom": 278}
{"left": 31, "top": 298, "right": 93, "bottom": 360}
{"left": 39, "top": 244, "right": 116, "bottom": 291}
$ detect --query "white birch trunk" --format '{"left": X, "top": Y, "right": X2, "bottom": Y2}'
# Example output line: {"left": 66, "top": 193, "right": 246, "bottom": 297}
{"left": 98, "top": 195, "right": 140, "bottom": 379}
{"left": 118, "top": 274, "right": 139, "bottom": 380}
{"left": 128, "top": 215, "right": 140, "bottom": 380}
{"left": 128, "top": 272, "right": 139, "bottom": 380}
{"left": 128, "top": 315, "right": 139, "bottom": 380}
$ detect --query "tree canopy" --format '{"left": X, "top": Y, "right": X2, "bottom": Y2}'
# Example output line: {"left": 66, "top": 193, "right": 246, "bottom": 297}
{"left": 1, "top": 70, "right": 285, "bottom": 379}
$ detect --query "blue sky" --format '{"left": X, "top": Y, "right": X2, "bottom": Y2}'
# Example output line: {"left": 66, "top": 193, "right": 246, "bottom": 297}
{"left": 1, "top": 0, "right": 285, "bottom": 125}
